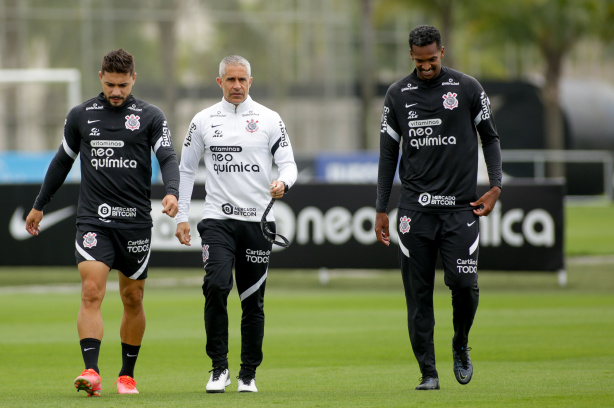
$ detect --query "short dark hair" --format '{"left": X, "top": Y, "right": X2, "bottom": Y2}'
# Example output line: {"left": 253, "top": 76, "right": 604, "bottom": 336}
{"left": 408, "top": 25, "right": 442, "bottom": 50}
{"left": 101, "top": 49, "right": 135, "bottom": 75}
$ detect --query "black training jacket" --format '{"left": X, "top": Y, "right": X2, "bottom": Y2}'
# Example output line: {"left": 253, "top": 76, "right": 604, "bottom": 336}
{"left": 34, "top": 93, "right": 179, "bottom": 228}
{"left": 376, "top": 66, "right": 502, "bottom": 213}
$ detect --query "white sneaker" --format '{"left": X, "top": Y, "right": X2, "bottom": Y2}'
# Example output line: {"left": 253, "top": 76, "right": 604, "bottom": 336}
{"left": 237, "top": 376, "right": 258, "bottom": 393}
{"left": 206, "top": 367, "right": 230, "bottom": 393}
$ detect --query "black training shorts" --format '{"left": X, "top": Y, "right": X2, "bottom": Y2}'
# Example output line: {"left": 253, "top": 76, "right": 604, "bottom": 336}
{"left": 75, "top": 223, "right": 152, "bottom": 280}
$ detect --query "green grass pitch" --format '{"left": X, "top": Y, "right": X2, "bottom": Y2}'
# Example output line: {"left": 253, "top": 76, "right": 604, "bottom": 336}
{"left": 0, "top": 202, "right": 613, "bottom": 407}
{"left": 0, "top": 264, "right": 613, "bottom": 408}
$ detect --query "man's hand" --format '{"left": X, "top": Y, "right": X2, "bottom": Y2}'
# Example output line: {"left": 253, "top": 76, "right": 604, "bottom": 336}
{"left": 471, "top": 186, "right": 501, "bottom": 217}
{"left": 375, "top": 212, "right": 390, "bottom": 246}
{"left": 175, "top": 222, "right": 191, "bottom": 246}
{"left": 270, "top": 180, "right": 286, "bottom": 199}
{"left": 162, "top": 194, "right": 179, "bottom": 218}
{"left": 25, "top": 208, "right": 43, "bottom": 236}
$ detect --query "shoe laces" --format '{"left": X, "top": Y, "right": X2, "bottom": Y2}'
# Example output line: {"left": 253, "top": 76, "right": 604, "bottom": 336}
{"left": 454, "top": 346, "right": 472, "bottom": 368}
{"left": 209, "top": 367, "right": 227, "bottom": 381}
{"left": 237, "top": 374, "right": 254, "bottom": 384}
{"left": 115, "top": 376, "right": 136, "bottom": 388}
{"left": 418, "top": 376, "right": 436, "bottom": 384}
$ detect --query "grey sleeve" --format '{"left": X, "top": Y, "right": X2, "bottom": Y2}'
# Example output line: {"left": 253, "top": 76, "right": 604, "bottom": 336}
{"left": 466, "top": 75, "right": 502, "bottom": 190}
{"left": 156, "top": 147, "right": 180, "bottom": 199}
{"left": 375, "top": 91, "right": 401, "bottom": 212}
{"left": 482, "top": 139, "right": 502, "bottom": 190}
{"left": 376, "top": 135, "right": 399, "bottom": 212}
{"left": 33, "top": 108, "right": 81, "bottom": 211}
{"left": 150, "top": 110, "right": 180, "bottom": 198}
{"left": 376, "top": 96, "right": 401, "bottom": 213}
{"left": 33, "top": 147, "right": 75, "bottom": 211}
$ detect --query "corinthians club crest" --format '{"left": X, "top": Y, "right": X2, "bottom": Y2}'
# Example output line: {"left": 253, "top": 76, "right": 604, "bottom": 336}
{"left": 202, "top": 244, "right": 210, "bottom": 262}
{"left": 83, "top": 232, "right": 98, "bottom": 248}
{"left": 125, "top": 114, "right": 141, "bottom": 131}
{"left": 399, "top": 216, "right": 411, "bottom": 234}
{"left": 246, "top": 119, "right": 259, "bottom": 133}
{"left": 442, "top": 92, "right": 459, "bottom": 110}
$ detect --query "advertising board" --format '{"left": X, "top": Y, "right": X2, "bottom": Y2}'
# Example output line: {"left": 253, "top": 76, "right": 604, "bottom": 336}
{"left": 2, "top": 181, "right": 564, "bottom": 271}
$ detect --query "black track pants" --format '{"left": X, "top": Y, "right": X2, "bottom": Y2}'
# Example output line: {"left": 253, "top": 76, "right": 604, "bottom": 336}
{"left": 396, "top": 209, "right": 480, "bottom": 377}
{"left": 197, "top": 219, "right": 274, "bottom": 374}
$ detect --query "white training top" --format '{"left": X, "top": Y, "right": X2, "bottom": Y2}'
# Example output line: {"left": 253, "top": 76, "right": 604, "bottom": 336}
{"left": 176, "top": 95, "right": 297, "bottom": 223}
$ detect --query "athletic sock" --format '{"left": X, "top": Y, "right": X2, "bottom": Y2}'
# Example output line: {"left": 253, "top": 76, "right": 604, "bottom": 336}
{"left": 118, "top": 343, "right": 141, "bottom": 378}
{"left": 80, "top": 338, "right": 101, "bottom": 374}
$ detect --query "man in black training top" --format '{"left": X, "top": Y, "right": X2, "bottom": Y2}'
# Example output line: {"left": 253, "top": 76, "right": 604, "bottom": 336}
{"left": 375, "top": 25, "right": 502, "bottom": 390}
{"left": 25, "top": 49, "right": 180, "bottom": 396}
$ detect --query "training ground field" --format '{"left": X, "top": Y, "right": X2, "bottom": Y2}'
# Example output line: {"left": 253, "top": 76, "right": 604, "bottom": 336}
{"left": 0, "top": 203, "right": 613, "bottom": 407}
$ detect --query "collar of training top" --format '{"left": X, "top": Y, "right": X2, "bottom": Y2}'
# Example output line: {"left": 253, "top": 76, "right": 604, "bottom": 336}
{"left": 96, "top": 92, "right": 137, "bottom": 110}
{"left": 411, "top": 66, "right": 449, "bottom": 86}
{"left": 221, "top": 95, "right": 254, "bottom": 114}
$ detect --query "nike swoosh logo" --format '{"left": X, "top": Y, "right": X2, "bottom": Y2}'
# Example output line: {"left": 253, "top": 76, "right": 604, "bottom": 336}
{"left": 88, "top": 119, "right": 100, "bottom": 124}
{"left": 137, "top": 256, "right": 146, "bottom": 264}
{"left": 10, "top": 206, "right": 76, "bottom": 240}
{"left": 460, "top": 373, "right": 467, "bottom": 380}
{"left": 405, "top": 103, "right": 417, "bottom": 108}
{"left": 211, "top": 124, "right": 222, "bottom": 128}
{"left": 467, "top": 221, "right": 476, "bottom": 227}
{"left": 83, "top": 348, "right": 96, "bottom": 352}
